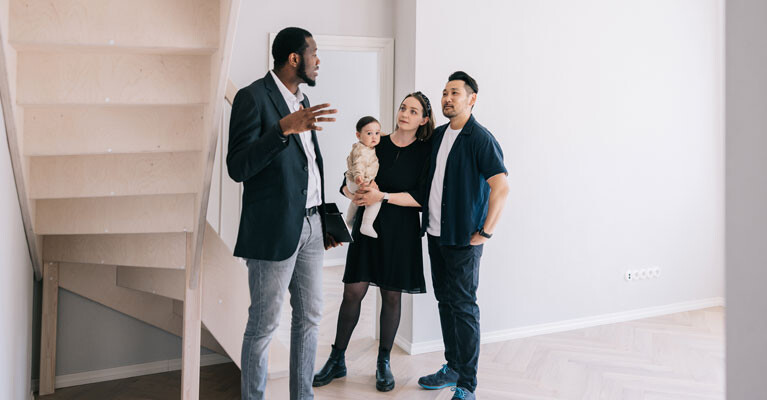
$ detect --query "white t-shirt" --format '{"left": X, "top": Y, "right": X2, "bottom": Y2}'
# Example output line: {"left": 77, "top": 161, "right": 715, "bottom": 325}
{"left": 427, "top": 126, "right": 461, "bottom": 236}
{"left": 269, "top": 70, "right": 323, "bottom": 208}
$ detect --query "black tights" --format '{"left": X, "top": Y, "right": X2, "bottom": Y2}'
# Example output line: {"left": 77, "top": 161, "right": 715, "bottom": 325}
{"left": 333, "top": 282, "right": 402, "bottom": 352}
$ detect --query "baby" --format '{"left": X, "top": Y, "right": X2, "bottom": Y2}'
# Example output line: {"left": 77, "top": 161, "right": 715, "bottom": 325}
{"left": 345, "top": 116, "right": 381, "bottom": 238}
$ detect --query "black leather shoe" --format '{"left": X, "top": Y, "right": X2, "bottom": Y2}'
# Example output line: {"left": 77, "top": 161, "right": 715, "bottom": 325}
{"left": 313, "top": 345, "right": 347, "bottom": 387}
{"left": 375, "top": 349, "right": 395, "bottom": 392}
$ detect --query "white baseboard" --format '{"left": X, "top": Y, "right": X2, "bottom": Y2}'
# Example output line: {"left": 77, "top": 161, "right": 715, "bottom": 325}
{"left": 394, "top": 335, "right": 414, "bottom": 355}
{"left": 398, "top": 297, "right": 725, "bottom": 355}
{"left": 31, "top": 353, "right": 231, "bottom": 392}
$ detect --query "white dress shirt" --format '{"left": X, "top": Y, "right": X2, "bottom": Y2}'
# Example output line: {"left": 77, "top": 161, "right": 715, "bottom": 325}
{"left": 269, "top": 70, "right": 323, "bottom": 208}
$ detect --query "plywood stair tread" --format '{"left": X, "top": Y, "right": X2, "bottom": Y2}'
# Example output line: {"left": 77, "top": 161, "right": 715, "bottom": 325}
{"left": 116, "top": 266, "right": 185, "bottom": 301}
{"left": 10, "top": 42, "right": 218, "bottom": 56}
{"left": 9, "top": 0, "right": 220, "bottom": 50}
{"left": 44, "top": 232, "right": 187, "bottom": 269}
{"left": 17, "top": 52, "right": 210, "bottom": 105}
{"left": 29, "top": 151, "right": 202, "bottom": 199}
{"left": 23, "top": 104, "right": 205, "bottom": 156}
{"left": 35, "top": 194, "right": 195, "bottom": 235}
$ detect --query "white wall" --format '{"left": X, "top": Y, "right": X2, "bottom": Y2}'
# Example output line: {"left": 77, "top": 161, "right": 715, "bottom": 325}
{"left": 229, "top": 0, "right": 393, "bottom": 89}
{"left": 0, "top": 102, "right": 34, "bottom": 400}
{"left": 725, "top": 1, "right": 767, "bottom": 398}
{"left": 408, "top": 0, "right": 725, "bottom": 345}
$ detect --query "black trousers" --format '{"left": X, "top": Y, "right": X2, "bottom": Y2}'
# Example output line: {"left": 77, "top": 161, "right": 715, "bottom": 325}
{"left": 427, "top": 235, "right": 483, "bottom": 392}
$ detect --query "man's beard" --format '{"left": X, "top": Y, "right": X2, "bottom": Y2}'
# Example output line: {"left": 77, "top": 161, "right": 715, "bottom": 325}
{"left": 297, "top": 57, "right": 316, "bottom": 87}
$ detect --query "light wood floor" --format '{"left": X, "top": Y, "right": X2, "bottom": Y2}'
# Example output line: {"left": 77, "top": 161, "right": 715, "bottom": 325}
{"left": 272, "top": 266, "right": 725, "bottom": 399}
{"left": 39, "top": 266, "right": 725, "bottom": 399}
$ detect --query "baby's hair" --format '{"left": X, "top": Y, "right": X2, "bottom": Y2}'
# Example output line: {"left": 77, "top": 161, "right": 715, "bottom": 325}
{"left": 355, "top": 116, "right": 380, "bottom": 132}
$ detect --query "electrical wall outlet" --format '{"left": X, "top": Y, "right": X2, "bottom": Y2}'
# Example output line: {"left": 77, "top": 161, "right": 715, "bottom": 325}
{"left": 625, "top": 267, "right": 661, "bottom": 282}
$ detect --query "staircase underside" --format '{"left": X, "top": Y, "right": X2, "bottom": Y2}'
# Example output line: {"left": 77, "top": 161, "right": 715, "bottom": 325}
{"left": 0, "top": 0, "right": 261, "bottom": 398}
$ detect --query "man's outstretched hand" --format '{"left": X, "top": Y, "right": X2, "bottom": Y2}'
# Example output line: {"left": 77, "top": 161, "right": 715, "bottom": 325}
{"left": 279, "top": 103, "right": 337, "bottom": 135}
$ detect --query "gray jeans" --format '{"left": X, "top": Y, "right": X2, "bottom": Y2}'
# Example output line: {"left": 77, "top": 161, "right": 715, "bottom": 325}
{"left": 241, "top": 213, "right": 324, "bottom": 400}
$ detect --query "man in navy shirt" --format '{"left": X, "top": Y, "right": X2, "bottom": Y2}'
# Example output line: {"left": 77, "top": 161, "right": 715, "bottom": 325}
{"left": 418, "top": 72, "right": 509, "bottom": 400}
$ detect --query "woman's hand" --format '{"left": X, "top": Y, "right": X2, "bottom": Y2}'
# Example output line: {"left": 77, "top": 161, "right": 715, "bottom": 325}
{"left": 353, "top": 181, "right": 384, "bottom": 206}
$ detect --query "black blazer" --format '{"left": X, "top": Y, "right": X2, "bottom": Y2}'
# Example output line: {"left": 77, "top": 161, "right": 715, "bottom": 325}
{"left": 226, "top": 72, "right": 327, "bottom": 261}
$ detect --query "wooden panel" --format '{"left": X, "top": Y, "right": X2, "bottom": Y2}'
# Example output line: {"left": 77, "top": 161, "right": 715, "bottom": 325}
{"left": 29, "top": 152, "right": 201, "bottom": 199}
{"left": 10, "top": 42, "right": 217, "bottom": 56}
{"left": 57, "top": 262, "right": 225, "bottom": 355}
{"left": 23, "top": 105, "right": 204, "bottom": 156}
{"left": 182, "top": 232, "right": 202, "bottom": 399}
{"left": 173, "top": 299, "right": 184, "bottom": 317}
{"left": 35, "top": 194, "right": 195, "bottom": 234}
{"left": 9, "top": 0, "right": 219, "bottom": 49}
{"left": 225, "top": 79, "right": 236, "bottom": 105}
{"left": 206, "top": 127, "right": 221, "bottom": 232}
{"left": 190, "top": 0, "right": 240, "bottom": 289}
{"left": 0, "top": 20, "right": 42, "bottom": 279}
{"left": 17, "top": 52, "right": 209, "bottom": 105}
{"left": 44, "top": 232, "right": 187, "bottom": 269}
{"left": 201, "top": 223, "right": 248, "bottom": 368}
{"left": 116, "top": 266, "right": 185, "bottom": 301}
{"left": 39, "top": 262, "right": 59, "bottom": 395}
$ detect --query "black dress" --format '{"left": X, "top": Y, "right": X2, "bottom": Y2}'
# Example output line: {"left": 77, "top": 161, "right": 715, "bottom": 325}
{"left": 341, "top": 134, "right": 431, "bottom": 294}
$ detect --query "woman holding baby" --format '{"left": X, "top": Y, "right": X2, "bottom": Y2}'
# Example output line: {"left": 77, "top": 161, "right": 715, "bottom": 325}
{"left": 312, "top": 92, "right": 435, "bottom": 392}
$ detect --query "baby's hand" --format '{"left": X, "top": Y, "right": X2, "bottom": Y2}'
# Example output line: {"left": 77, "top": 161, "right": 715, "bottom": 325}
{"left": 355, "top": 176, "right": 364, "bottom": 185}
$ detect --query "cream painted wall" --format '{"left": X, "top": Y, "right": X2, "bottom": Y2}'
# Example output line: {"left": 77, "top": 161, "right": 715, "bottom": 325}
{"left": 0, "top": 101, "right": 34, "bottom": 400}
{"left": 408, "top": 0, "right": 725, "bottom": 346}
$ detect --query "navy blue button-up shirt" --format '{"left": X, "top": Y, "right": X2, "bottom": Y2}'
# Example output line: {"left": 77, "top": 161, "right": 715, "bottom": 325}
{"left": 420, "top": 115, "right": 507, "bottom": 246}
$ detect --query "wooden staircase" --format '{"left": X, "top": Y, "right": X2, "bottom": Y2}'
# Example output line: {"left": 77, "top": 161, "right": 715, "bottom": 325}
{"left": 0, "top": 1, "right": 296, "bottom": 399}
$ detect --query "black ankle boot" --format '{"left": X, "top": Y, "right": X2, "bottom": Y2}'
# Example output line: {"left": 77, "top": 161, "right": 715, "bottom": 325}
{"left": 313, "top": 345, "right": 347, "bottom": 387}
{"left": 375, "top": 348, "right": 395, "bottom": 392}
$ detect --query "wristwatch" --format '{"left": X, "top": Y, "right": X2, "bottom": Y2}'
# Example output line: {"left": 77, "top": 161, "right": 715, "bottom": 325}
{"left": 478, "top": 228, "right": 493, "bottom": 239}
{"left": 382, "top": 192, "right": 390, "bottom": 203}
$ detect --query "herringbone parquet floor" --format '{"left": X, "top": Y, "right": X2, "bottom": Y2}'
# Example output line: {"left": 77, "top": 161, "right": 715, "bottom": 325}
{"left": 268, "top": 266, "right": 725, "bottom": 400}
{"left": 40, "top": 266, "right": 724, "bottom": 399}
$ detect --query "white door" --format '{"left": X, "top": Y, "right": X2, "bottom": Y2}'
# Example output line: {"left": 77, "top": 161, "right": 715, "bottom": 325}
{"left": 302, "top": 49, "right": 382, "bottom": 266}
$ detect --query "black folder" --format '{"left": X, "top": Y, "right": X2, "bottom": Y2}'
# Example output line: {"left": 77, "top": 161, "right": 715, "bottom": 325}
{"left": 322, "top": 203, "right": 353, "bottom": 243}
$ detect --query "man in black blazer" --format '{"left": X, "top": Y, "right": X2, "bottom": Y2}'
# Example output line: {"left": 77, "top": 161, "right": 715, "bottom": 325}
{"left": 227, "top": 27, "right": 338, "bottom": 400}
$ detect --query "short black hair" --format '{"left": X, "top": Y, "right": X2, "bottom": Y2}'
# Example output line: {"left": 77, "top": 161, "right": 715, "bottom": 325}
{"left": 448, "top": 71, "right": 478, "bottom": 94}
{"left": 356, "top": 116, "right": 379, "bottom": 132}
{"left": 272, "top": 27, "right": 312, "bottom": 69}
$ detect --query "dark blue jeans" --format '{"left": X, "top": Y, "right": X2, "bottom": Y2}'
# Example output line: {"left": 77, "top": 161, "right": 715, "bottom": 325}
{"left": 427, "top": 235, "right": 483, "bottom": 392}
